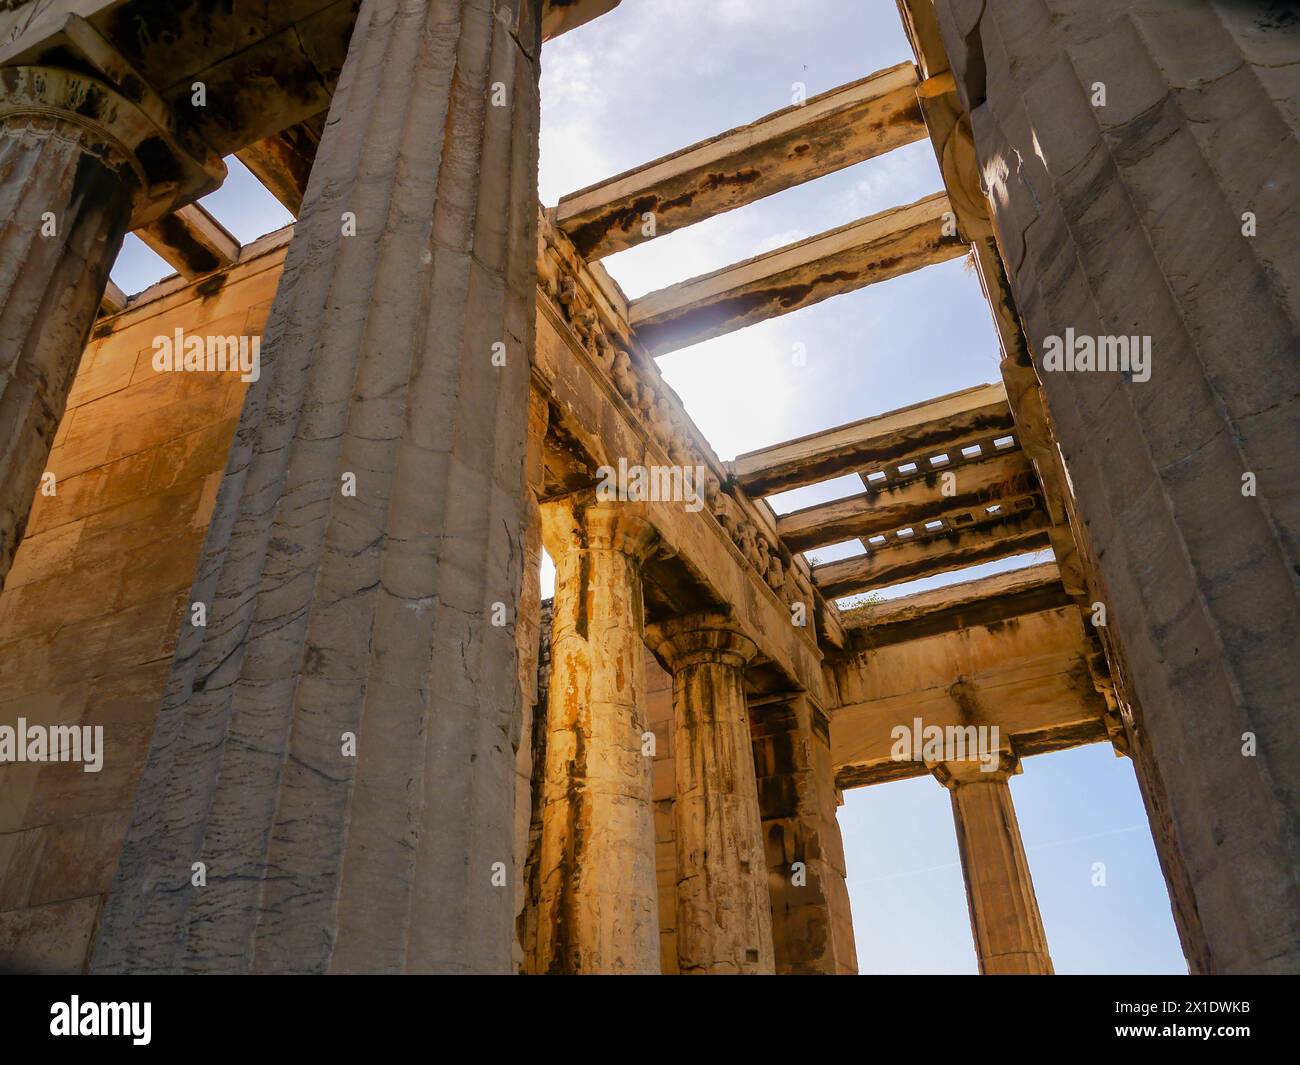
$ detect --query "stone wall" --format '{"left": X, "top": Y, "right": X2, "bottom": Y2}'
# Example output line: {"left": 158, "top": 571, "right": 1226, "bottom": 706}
{"left": 0, "top": 237, "right": 285, "bottom": 972}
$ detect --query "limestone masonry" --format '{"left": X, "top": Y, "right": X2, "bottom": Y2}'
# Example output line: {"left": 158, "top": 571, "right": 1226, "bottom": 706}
{"left": 0, "top": 0, "right": 1295, "bottom": 975}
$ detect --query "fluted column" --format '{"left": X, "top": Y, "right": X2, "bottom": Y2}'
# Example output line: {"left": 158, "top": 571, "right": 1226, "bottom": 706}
{"left": 930, "top": 0, "right": 1300, "bottom": 971}
{"left": 646, "top": 612, "right": 773, "bottom": 974}
{"left": 751, "top": 693, "right": 857, "bottom": 974}
{"left": 533, "top": 495, "right": 660, "bottom": 973}
{"left": 0, "top": 68, "right": 147, "bottom": 585}
{"left": 934, "top": 755, "right": 1053, "bottom": 975}
{"left": 93, "top": 0, "right": 544, "bottom": 974}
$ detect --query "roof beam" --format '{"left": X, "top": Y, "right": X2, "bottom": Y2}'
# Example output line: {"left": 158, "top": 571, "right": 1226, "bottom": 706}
{"left": 628, "top": 192, "right": 966, "bottom": 355}
{"left": 812, "top": 507, "right": 1050, "bottom": 598}
{"left": 780, "top": 449, "right": 1036, "bottom": 552}
{"left": 839, "top": 561, "right": 1070, "bottom": 648}
{"left": 542, "top": 0, "right": 623, "bottom": 38}
{"left": 733, "top": 382, "right": 1010, "bottom": 497}
{"left": 99, "top": 279, "right": 127, "bottom": 317}
{"left": 135, "top": 204, "right": 240, "bottom": 280}
{"left": 556, "top": 62, "right": 926, "bottom": 259}
{"left": 235, "top": 113, "right": 326, "bottom": 215}
{"left": 831, "top": 596, "right": 1107, "bottom": 789}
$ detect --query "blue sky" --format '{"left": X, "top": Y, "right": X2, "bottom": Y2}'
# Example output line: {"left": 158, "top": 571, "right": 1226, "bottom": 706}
{"left": 108, "top": 0, "right": 1188, "bottom": 974}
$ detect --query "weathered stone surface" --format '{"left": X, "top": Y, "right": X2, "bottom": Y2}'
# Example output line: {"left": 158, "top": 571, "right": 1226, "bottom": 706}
{"left": 629, "top": 192, "right": 967, "bottom": 354}
{"left": 751, "top": 693, "right": 857, "bottom": 974}
{"left": 646, "top": 611, "right": 773, "bottom": 974}
{"left": 511, "top": 383, "right": 549, "bottom": 969}
{"left": 532, "top": 496, "right": 661, "bottom": 974}
{"left": 934, "top": 754, "right": 1053, "bottom": 975}
{"left": 91, "top": 0, "right": 544, "bottom": 974}
{"left": 831, "top": 596, "right": 1108, "bottom": 789}
{"left": 0, "top": 70, "right": 139, "bottom": 587}
{"left": 557, "top": 61, "right": 926, "bottom": 259}
{"left": 0, "top": 211, "right": 281, "bottom": 973}
{"left": 932, "top": 0, "right": 1300, "bottom": 973}
{"left": 0, "top": 894, "right": 99, "bottom": 974}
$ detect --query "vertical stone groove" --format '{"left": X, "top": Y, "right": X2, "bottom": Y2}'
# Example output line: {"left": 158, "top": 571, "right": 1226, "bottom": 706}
{"left": 646, "top": 612, "right": 774, "bottom": 974}
{"left": 938, "top": 759, "right": 1053, "bottom": 975}
{"left": 933, "top": 0, "right": 1300, "bottom": 971}
{"left": 93, "top": 0, "right": 543, "bottom": 974}
{"left": 532, "top": 497, "right": 661, "bottom": 974}
{"left": 0, "top": 117, "right": 135, "bottom": 585}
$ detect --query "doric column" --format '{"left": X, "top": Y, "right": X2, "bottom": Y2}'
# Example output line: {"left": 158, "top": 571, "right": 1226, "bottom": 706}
{"left": 933, "top": 754, "right": 1053, "bottom": 975}
{"left": 646, "top": 612, "right": 773, "bottom": 974}
{"left": 929, "top": 0, "right": 1300, "bottom": 971}
{"left": 0, "top": 67, "right": 181, "bottom": 585}
{"left": 751, "top": 693, "right": 857, "bottom": 974}
{"left": 533, "top": 495, "right": 661, "bottom": 973}
{"left": 512, "top": 382, "right": 549, "bottom": 967}
{"left": 93, "top": 0, "right": 544, "bottom": 974}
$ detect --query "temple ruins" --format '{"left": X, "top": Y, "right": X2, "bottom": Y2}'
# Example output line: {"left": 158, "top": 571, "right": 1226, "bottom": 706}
{"left": 0, "top": 0, "right": 1296, "bottom": 974}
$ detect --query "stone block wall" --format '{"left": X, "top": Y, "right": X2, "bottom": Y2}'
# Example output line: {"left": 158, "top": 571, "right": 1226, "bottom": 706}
{"left": 0, "top": 239, "right": 286, "bottom": 972}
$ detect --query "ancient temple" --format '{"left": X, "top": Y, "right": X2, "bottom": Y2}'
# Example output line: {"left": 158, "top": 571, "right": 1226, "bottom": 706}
{"left": 0, "top": 0, "right": 1295, "bottom": 975}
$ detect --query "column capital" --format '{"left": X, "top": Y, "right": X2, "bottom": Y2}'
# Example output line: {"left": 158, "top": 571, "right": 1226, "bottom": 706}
{"left": 930, "top": 748, "right": 1020, "bottom": 788}
{"left": 645, "top": 610, "right": 757, "bottom": 672}
{"left": 540, "top": 494, "right": 659, "bottom": 564}
{"left": 0, "top": 65, "right": 223, "bottom": 223}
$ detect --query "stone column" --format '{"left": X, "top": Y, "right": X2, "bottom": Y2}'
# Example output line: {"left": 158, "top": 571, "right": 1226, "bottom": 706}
{"left": 512, "top": 382, "right": 549, "bottom": 968}
{"left": 533, "top": 495, "right": 661, "bottom": 973}
{"left": 929, "top": 0, "right": 1300, "bottom": 972}
{"left": 933, "top": 755, "right": 1053, "bottom": 975}
{"left": 93, "top": 0, "right": 544, "bottom": 974}
{"left": 0, "top": 68, "right": 145, "bottom": 585}
{"left": 751, "top": 693, "right": 857, "bottom": 974}
{"left": 646, "top": 611, "right": 773, "bottom": 974}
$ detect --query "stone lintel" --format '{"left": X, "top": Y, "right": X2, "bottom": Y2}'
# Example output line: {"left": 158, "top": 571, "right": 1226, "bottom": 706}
{"left": 0, "top": 19, "right": 226, "bottom": 223}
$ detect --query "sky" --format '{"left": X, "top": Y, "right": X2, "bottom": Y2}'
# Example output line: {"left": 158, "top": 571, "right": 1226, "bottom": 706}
{"left": 108, "top": 0, "right": 1188, "bottom": 974}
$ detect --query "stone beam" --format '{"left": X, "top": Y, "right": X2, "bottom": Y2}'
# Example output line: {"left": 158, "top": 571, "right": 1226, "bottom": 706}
{"left": 99, "top": 279, "right": 128, "bottom": 317}
{"left": 541, "top": 0, "right": 621, "bottom": 40}
{"left": 535, "top": 219, "right": 831, "bottom": 703}
{"left": 235, "top": 114, "right": 327, "bottom": 216}
{"left": 830, "top": 603, "right": 1108, "bottom": 789}
{"left": 629, "top": 192, "right": 967, "bottom": 355}
{"left": 839, "top": 561, "right": 1070, "bottom": 648}
{"left": 2, "top": 2, "right": 617, "bottom": 164}
{"left": 779, "top": 449, "right": 1035, "bottom": 552}
{"left": 813, "top": 507, "right": 1049, "bottom": 598}
{"left": 535, "top": 309, "right": 827, "bottom": 703}
{"left": 135, "top": 203, "right": 240, "bottom": 280}
{"left": 556, "top": 61, "right": 925, "bottom": 259}
{"left": 732, "top": 382, "right": 1010, "bottom": 497}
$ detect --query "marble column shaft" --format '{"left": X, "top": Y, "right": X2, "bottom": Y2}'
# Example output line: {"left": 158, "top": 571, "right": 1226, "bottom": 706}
{"left": 0, "top": 67, "right": 149, "bottom": 585}
{"left": 936, "top": 757, "right": 1053, "bottom": 975}
{"left": 533, "top": 496, "right": 660, "bottom": 974}
{"left": 648, "top": 612, "right": 773, "bottom": 974}
{"left": 93, "top": 0, "right": 544, "bottom": 974}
